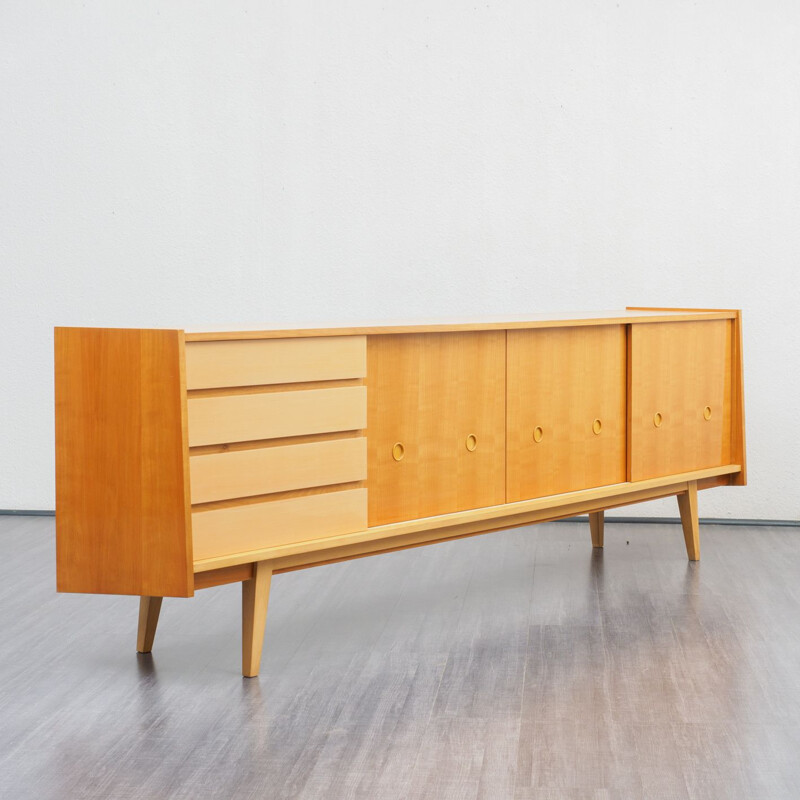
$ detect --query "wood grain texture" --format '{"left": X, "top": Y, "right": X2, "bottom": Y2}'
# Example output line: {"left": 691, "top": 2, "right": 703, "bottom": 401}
{"left": 627, "top": 306, "right": 746, "bottom": 488}
{"left": 189, "top": 429, "right": 363, "bottom": 455}
{"left": 194, "top": 563, "right": 254, "bottom": 590}
{"left": 730, "top": 310, "right": 748, "bottom": 486}
{"left": 192, "top": 481, "right": 366, "bottom": 512}
{"left": 55, "top": 327, "right": 193, "bottom": 597}
{"left": 193, "top": 464, "right": 740, "bottom": 572}
{"left": 589, "top": 510, "right": 604, "bottom": 548}
{"left": 628, "top": 320, "right": 733, "bottom": 482}
{"left": 507, "top": 325, "right": 626, "bottom": 501}
{"left": 367, "top": 332, "right": 506, "bottom": 526}
{"left": 136, "top": 596, "right": 162, "bottom": 653}
{"left": 187, "top": 386, "right": 366, "bottom": 447}
{"left": 189, "top": 437, "right": 366, "bottom": 504}
{"left": 270, "top": 482, "right": 696, "bottom": 575}
{"left": 242, "top": 561, "right": 272, "bottom": 678}
{"left": 184, "top": 309, "right": 736, "bottom": 341}
{"left": 678, "top": 480, "right": 700, "bottom": 561}
{"left": 187, "top": 378, "right": 362, "bottom": 398}
{"left": 192, "top": 488, "right": 368, "bottom": 561}
{"left": 184, "top": 335, "right": 366, "bottom": 389}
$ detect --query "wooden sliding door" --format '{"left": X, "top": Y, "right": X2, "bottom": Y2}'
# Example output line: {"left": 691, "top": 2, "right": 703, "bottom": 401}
{"left": 506, "top": 325, "right": 627, "bottom": 501}
{"left": 367, "top": 331, "right": 506, "bottom": 526}
{"left": 628, "top": 320, "right": 732, "bottom": 481}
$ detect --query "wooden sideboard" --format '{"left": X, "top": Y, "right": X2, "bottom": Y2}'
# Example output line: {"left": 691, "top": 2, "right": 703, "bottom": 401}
{"left": 55, "top": 307, "right": 746, "bottom": 677}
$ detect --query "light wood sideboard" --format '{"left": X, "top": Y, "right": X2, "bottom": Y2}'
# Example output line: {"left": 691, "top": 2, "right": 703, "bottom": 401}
{"left": 54, "top": 307, "right": 746, "bottom": 677}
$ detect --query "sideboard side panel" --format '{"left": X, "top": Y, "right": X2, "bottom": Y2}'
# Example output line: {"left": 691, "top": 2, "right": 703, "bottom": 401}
{"left": 55, "top": 328, "right": 193, "bottom": 597}
{"left": 729, "top": 310, "right": 747, "bottom": 485}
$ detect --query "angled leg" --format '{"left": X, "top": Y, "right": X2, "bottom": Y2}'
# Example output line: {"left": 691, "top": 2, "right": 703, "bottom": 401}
{"left": 589, "top": 510, "right": 604, "bottom": 548}
{"left": 242, "top": 561, "right": 273, "bottom": 678}
{"left": 137, "top": 596, "right": 163, "bottom": 653}
{"left": 677, "top": 481, "right": 700, "bottom": 561}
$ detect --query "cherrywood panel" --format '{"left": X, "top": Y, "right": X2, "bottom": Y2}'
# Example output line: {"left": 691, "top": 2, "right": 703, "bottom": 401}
{"left": 189, "top": 437, "right": 367, "bottom": 504}
{"left": 367, "top": 332, "right": 506, "bottom": 526}
{"left": 192, "top": 488, "right": 368, "bottom": 561}
{"left": 184, "top": 310, "right": 736, "bottom": 341}
{"left": 629, "top": 320, "right": 732, "bottom": 481}
{"left": 506, "top": 326, "right": 626, "bottom": 501}
{"left": 187, "top": 386, "right": 366, "bottom": 446}
{"left": 730, "top": 311, "right": 748, "bottom": 485}
{"left": 55, "top": 327, "right": 193, "bottom": 597}
{"left": 628, "top": 307, "right": 746, "bottom": 488}
{"left": 184, "top": 335, "right": 366, "bottom": 389}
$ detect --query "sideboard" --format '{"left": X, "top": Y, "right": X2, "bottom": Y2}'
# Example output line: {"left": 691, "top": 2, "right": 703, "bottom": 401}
{"left": 54, "top": 307, "right": 746, "bottom": 676}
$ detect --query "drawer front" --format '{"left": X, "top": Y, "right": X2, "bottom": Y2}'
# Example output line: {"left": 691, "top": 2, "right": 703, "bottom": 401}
{"left": 185, "top": 335, "right": 366, "bottom": 389}
{"left": 189, "top": 437, "right": 366, "bottom": 504}
{"left": 192, "top": 489, "right": 368, "bottom": 561}
{"left": 507, "top": 325, "right": 627, "bottom": 501}
{"left": 187, "top": 386, "right": 366, "bottom": 447}
{"left": 186, "top": 334, "right": 368, "bottom": 562}
{"left": 629, "top": 320, "right": 732, "bottom": 481}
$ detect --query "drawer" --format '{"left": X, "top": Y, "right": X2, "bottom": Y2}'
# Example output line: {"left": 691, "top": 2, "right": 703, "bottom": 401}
{"left": 189, "top": 437, "right": 366, "bottom": 504}
{"left": 187, "top": 386, "right": 366, "bottom": 446}
{"left": 185, "top": 336, "right": 366, "bottom": 389}
{"left": 192, "top": 488, "right": 368, "bottom": 560}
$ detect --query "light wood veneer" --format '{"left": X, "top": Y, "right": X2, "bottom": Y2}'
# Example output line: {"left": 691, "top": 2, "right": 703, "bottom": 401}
{"left": 367, "top": 331, "right": 506, "bottom": 526}
{"left": 507, "top": 325, "right": 627, "bottom": 501}
{"left": 54, "top": 308, "right": 746, "bottom": 677}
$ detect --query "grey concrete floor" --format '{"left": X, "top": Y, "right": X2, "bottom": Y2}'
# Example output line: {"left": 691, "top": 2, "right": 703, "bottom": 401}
{"left": 1, "top": 514, "right": 799, "bottom": 799}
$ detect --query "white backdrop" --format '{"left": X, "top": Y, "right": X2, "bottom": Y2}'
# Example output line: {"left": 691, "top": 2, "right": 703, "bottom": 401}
{"left": 1, "top": 1, "right": 798, "bottom": 519}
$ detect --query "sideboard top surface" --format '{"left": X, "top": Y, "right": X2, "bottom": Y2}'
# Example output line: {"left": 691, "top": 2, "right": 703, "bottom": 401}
{"left": 180, "top": 308, "right": 737, "bottom": 342}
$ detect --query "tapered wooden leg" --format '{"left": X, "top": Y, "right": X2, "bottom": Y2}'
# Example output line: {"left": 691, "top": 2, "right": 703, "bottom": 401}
{"left": 589, "top": 511, "right": 604, "bottom": 548}
{"left": 677, "top": 481, "right": 700, "bottom": 561}
{"left": 242, "top": 561, "right": 272, "bottom": 678}
{"left": 137, "top": 596, "right": 163, "bottom": 653}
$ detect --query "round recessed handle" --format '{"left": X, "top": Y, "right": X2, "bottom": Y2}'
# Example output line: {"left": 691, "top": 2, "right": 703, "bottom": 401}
{"left": 533, "top": 426, "right": 544, "bottom": 443}
{"left": 703, "top": 406, "right": 712, "bottom": 420}
{"left": 653, "top": 412, "right": 663, "bottom": 428}
{"left": 465, "top": 433, "right": 477, "bottom": 452}
{"left": 392, "top": 442, "right": 405, "bottom": 462}
{"left": 592, "top": 418, "right": 602, "bottom": 435}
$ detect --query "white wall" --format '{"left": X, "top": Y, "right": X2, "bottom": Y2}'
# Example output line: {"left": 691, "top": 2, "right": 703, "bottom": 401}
{"left": 1, "top": 1, "right": 798, "bottom": 519}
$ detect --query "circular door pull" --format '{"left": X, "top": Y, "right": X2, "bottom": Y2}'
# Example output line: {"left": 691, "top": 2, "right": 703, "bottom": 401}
{"left": 465, "top": 434, "right": 477, "bottom": 452}
{"left": 533, "top": 426, "right": 544, "bottom": 443}
{"left": 592, "top": 418, "right": 602, "bottom": 435}
{"left": 703, "top": 406, "right": 712, "bottom": 420}
{"left": 392, "top": 442, "right": 405, "bottom": 462}
{"left": 653, "top": 412, "right": 663, "bottom": 428}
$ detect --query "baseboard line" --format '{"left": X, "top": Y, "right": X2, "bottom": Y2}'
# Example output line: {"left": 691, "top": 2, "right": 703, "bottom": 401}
{"left": 0, "top": 508, "right": 796, "bottom": 527}
{"left": 557, "top": 515, "right": 799, "bottom": 528}
{"left": 0, "top": 509, "right": 55, "bottom": 517}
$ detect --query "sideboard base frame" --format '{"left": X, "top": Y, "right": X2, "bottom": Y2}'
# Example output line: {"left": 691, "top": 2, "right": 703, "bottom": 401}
{"left": 139, "top": 470, "right": 726, "bottom": 677}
